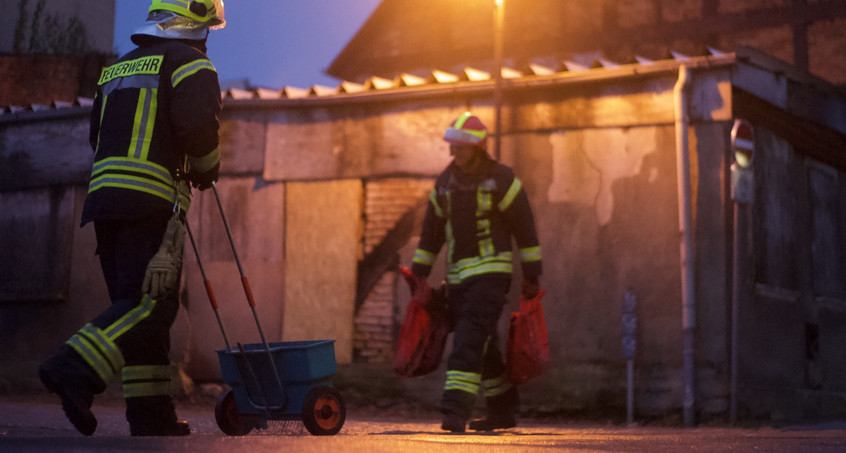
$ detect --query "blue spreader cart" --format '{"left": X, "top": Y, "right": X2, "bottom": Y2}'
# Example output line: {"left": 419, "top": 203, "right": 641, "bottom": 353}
{"left": 187, "top": 183, "right": 346, "bottom": 436}
{"left": 214, "top": 340, "right": 345, "bottom": 435}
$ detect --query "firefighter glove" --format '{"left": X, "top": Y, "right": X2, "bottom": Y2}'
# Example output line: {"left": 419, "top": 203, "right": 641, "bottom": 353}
{"left": 188, "top": 163, "right": 219, "bottom": 191}
{"left": 521, "top": 275, "right": 540, "bottom": 299}
{"left": 142, "top": 213, "right": 186, "bottom": 299}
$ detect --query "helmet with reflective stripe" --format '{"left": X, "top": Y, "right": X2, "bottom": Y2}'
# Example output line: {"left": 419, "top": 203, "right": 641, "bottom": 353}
{"left": 444, "top": 112, "right": 487, "bottom": 150}
{"left": 149, "top": 0, "right": 226, "bottom": 29}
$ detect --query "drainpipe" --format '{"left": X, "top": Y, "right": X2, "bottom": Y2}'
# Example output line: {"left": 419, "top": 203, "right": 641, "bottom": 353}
{"left": 674, "top": 64, "right": 696, "bottom": 427}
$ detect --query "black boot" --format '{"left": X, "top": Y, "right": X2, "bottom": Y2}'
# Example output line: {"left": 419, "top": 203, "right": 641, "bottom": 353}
{"left": 126, "top": 395, "right": 190, "bottom": 436}
{"left": 38, "top": 345, "right": 103, "bottom": 436}
{"left": 468, "top": 386, "right": 518, "bottom": 431}
{"left": 441, "top": 413, "right": 467, "bottom": 432}
{"left": 439, "top": 389, "right": 476, "bottom": 433}
{"left": 468, "top": 413, "right": 516, "bottom": 431}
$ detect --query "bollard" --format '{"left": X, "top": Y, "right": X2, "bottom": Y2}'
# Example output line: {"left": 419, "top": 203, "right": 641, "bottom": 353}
{"left": 622, "top": 291, "right": 637, "bottom": 426}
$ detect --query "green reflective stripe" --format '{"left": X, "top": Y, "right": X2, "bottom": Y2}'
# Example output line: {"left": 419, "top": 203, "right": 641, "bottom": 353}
{"left": 477, "top": 187, "right": 492, "bottom": 215}
{"left": 412, "top": 248, "right": 436, "bottom": 266}
{"left": 172, "top": 59, "right": 216, "bottom": 87}
{"left": 451, "top": 114, "right": 486, "bottom": 140}
{"left": 445, "top": 219, "right": 455, "bottom": 267}
{"left": 66, "top": 337, "right": 114, "bottom": 382}
{"left": 122, "top": 365, "right": 171, "bottom": 381}
{"left": 95, "top": 93, "right": 107, "bottom": 150}
{"left": 177, "top": 189, "right": 191, "bottom": 212}
{"left": 79, "top": 324, "right": 124, "bottom": 370}
{"left": 476, "top": 218, "right": 491, "bottom": 236}
{"left": 497, "top": 178, "right": 522, "bottom": 211}
{"left": 123, "top": 381, "right": 172, "bottom": 398}
{"left": 454, "top": 114, "right": 471, "bottom": 129}
{"left": 98, "top": 55, "right": 163, "bottom": 85}
{"left": 482, "top": 375, "right": 513, "bottom": 397}
{"left": 91, "top": 156, "right": 173, "bottom": 184}
{"left": 479, "top": 237, "right": 494, "bottom": 258}
{"left": 104, "top": 294, "right": 156, "bottom": 340}
{"left": 477, "top": 218, "right": 493, "bottom": 257}
{"left": 65, "top": 323, "right": 124, "bottom": 382}
{"left": 445, "top": 370, "right": 481, "bottom": 395}
{"left": 429, "top": 189, "right": 443, "bottom": 217}
{"left": 122, "top": 365, "right": 172, "bottom": 398}
{"left": 129, "top": 88, "right": 157, "bottom": 160}
{"left": 447, "top": 253, "right": 512, "bottom": 284}
{"left": 520, "top": 246, "right": 542, "bottom": 262}
{"left": 89, "top": 174, "right": 175, "bottom": 203}
{"left": 158, "top": 0, "right": 191, "bottom": 11}
{"left": 188, "top": 147, "right": 219, "bottom": 173}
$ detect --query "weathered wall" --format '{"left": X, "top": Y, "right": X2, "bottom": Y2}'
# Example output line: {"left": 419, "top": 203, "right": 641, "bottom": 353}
{"left": 0, "top": 66, "right": 734, "bottom": 420}
{"left": 0, "top": 112, "right": 92, "bottom": 304}
{"left": 508, "top": 124, "right": 694, "bottom": 416}
{"left": 5, "top": 56, "right": 846, "bottom": 422}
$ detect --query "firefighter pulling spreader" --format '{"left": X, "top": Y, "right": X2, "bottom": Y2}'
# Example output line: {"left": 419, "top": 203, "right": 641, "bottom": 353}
{"left": 188, "top": 182, "right": 346, "bottom": 436}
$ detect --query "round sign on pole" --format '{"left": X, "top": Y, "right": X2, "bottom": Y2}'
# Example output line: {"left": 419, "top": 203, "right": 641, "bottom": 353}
{"left": 731, "top": 119, "right": 755, "bottom": 168}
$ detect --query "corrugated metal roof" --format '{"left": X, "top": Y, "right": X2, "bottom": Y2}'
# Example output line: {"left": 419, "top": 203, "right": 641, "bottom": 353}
{"left": 0, "top": 48, "right": 734, "bottom": 117}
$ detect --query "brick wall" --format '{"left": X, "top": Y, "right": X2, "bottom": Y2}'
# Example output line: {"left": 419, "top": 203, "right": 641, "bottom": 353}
{"left": 0, "top": 53, "right": 109, "bottom": 108}
{"left": 354, "top": 178, "right": 434, "bottom": 363}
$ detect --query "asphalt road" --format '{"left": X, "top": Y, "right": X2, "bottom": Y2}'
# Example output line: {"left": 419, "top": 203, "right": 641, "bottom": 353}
{"left": 2, "top": 400, "right": 846, "bottom": 452}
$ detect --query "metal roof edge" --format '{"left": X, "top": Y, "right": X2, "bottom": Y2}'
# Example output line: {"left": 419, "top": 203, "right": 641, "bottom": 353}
{"left": 222, "top": 54, "right": 739, "bottom": 110}
{"left": 0, "top": 105, "right": 91, "bottom": 124}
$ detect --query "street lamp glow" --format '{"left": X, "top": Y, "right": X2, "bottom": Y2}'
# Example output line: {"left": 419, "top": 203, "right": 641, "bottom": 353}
{"left": 493, "top": 0, "right": 505, "bottom": 160}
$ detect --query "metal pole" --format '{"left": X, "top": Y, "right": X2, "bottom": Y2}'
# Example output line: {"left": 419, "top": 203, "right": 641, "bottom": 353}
{"left": 627, "top": 359, "right": 635, "bottom": 425}
{"left": 211, "top": 183, "right": 286, "bottom": 408}
{"left": 622, "top": 290, "right": 637, "bottom": 426}
{"left": 674, "top": 64, "right": 696, "bottom": 427}
{"left": 730, "top": 202, "right": 740, "bottom": 424}
{"left": 493, "top": 0, "right": 504, "bottom": 161}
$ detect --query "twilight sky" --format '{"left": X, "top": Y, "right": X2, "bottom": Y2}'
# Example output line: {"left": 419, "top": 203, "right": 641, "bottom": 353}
{"left": 113, "top": 0, "right": 382, "bottom": 89}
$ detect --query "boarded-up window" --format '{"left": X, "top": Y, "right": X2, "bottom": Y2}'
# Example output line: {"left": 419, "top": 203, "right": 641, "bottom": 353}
{"left": 809, "top": 162, "right": 846, "bottom": 300}
{"left": 754, "top": 130, "right": 846, "bottom": 301}
{"left": 754, "top": 131, "right": 801, "bottom": 291}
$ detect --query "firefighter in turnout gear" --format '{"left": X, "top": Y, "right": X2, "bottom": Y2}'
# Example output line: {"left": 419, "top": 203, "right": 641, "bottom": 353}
{"left": 410, "top": 112, "right": 543, "bottom": 432}
{"left": 38, "top": 0, "right": 224, "bottom": 437}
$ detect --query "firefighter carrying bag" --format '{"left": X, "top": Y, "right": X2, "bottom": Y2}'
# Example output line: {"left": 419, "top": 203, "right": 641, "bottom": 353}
{"left": 393, "top": 266, "right": 450, "bottom": 377}
{"left": 506, "top": 289, "right": 549, "bottom": 385}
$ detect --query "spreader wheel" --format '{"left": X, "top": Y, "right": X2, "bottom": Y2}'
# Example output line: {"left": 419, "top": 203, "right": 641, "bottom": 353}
{"left": 302, "top": 386, "right": 346, "bottom": 435}
{"left": 215, "top": 390, "right": 254, "bottom": 436}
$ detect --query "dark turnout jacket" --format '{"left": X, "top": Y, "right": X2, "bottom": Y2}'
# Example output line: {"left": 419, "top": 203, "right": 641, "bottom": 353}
{"left": 412, "top": 155, "right": 542, "bottom": 285}
{"left": 83, "top": 37, "right": 221, "bottom": 225}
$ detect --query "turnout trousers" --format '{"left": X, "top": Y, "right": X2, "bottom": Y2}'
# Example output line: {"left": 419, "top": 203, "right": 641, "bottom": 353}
{"left": 45, "top": 212, "right": 183, "bottom": 429}
{"left": 440, "top": 275, "right": 518, "bottom": 420}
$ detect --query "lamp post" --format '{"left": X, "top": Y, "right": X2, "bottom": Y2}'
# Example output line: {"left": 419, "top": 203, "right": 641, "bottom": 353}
{"left": 493, "top": 0, "right": 504, "bottom": 161}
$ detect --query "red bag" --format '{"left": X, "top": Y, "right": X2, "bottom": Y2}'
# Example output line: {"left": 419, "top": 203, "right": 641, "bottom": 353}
{"left": 392, "top": 266, "right": 450, "bottom": 377}
{"left": 506, "top": 289, "right": 549, "bottom": 385}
